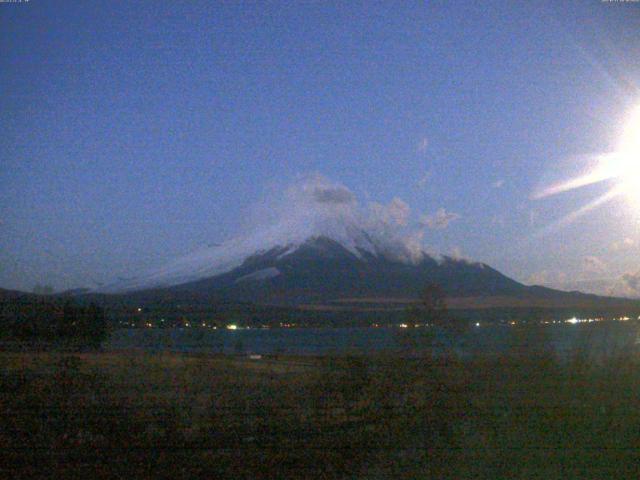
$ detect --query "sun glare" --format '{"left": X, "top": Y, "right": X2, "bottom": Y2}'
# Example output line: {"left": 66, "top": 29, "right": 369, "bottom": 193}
{"left": 616, "top": 105, "right": 640, "bottom": 206}
{"left": 535, "top": 103, "right": 640, "bottom": 215}
{"left": 620, "top": 105, "right": 640, "bottom": 155}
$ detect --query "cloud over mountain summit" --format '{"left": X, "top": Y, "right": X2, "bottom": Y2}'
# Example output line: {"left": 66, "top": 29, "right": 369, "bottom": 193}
{"left": 103, "top": 174, "right": 460, "bottom": 292}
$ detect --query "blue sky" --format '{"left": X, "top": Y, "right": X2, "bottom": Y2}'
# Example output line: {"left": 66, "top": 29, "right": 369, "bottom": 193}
{"left": 1, "top": 1, "right": 639, "bottom": 295}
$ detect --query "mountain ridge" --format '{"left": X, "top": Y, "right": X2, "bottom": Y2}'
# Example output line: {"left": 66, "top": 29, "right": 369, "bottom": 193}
{"left": 98, "top": 236, "right": 638, "bottom": 310}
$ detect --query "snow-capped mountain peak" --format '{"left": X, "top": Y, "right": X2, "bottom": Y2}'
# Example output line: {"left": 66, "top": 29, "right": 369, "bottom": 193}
{"left": 101, "top": 175, "right": 429, "bottom": 293}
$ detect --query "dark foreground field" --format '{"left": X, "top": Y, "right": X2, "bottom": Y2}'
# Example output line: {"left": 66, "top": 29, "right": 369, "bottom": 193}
{"left": 2, "top": 339, "right": 640, "bottom": 479}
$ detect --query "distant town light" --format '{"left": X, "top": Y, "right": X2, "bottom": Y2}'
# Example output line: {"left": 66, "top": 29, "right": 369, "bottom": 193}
{"left": 399, "top": 323, "right": 408, "bottom": 329}
{"left": 227, "top": 324, "right": 238, "bottom": 330}
{"left": 475, "top": 322, "right": 480, "bottom": 327}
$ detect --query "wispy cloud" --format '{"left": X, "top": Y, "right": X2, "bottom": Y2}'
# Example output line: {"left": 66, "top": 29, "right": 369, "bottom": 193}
{"left": 370, "top": 197, "right": 411, "bottom": 227}
{"left": 312, "top": 185, "right": 355, "bottom": 204}
{"left": 420, "top": 208, "right": 461, "bottom": 230}
{"left": 622, "top": 271, "right": 640, "bottom": 295}
{"left": 612, "top": 237, "right": 635, "bottom": 251}
{"left": 417, "top": 171, "right": 432, "bottom": 188}
{"left": 582, "top": 255, "right": 607, "bottom": 274}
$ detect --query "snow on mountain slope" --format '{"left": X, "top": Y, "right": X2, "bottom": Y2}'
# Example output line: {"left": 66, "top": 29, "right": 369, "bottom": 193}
{"left": 102, "top": 219, "right": 404, "bottom": 292}
{"left": 235, "top": 267, "right": 282, "bottom": 283}
{"left": 100, "top": 175, "right": 432, "bottom": 293}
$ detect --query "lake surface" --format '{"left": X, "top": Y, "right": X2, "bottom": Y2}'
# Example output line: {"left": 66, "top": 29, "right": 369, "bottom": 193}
{"left": 107, "top": 321, "right": 640, "bottom": 359}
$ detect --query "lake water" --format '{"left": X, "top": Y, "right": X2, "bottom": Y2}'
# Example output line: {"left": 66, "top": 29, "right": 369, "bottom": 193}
{"left": 107, "top": 321, "right": 640, "bottom": 359}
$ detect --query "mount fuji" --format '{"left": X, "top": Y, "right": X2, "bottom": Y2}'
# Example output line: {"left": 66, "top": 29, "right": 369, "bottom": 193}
{"left": 99, "top": 231, "right": 632, "bottom": 311}
{"left": 95, "top": 176, "right": 637, "bottom": 311}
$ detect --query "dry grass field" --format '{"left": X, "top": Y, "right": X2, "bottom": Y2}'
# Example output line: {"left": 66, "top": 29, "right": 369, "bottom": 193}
{"left": 2, "top": 339, "right": 640, "bottom": 479}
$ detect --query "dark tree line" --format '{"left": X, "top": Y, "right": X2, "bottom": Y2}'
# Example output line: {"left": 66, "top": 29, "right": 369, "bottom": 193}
{"left": 0, "top": 298, "right": 108, "bottom": 348}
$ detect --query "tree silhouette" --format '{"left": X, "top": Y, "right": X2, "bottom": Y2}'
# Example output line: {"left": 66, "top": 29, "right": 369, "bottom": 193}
{"left": 421, "top": 283, "right": 448, "bottom": 327}
{"left": 421, "top": 282, "right": 468, "bottom": 340}
{"left": 0, "top": 298, "right": 108, "bottom": 348}
{"left": 32, "top": 284, "right": 54, "bottom": 295}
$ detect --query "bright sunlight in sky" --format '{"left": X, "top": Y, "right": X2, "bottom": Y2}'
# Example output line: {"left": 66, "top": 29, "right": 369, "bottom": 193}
{"left": 535, "top": 103, "right": 640, "bottom": 211}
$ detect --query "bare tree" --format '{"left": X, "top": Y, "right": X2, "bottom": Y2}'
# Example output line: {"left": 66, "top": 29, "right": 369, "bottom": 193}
{"left": 421, "top": 283, "right": 448, "bottom": 327}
